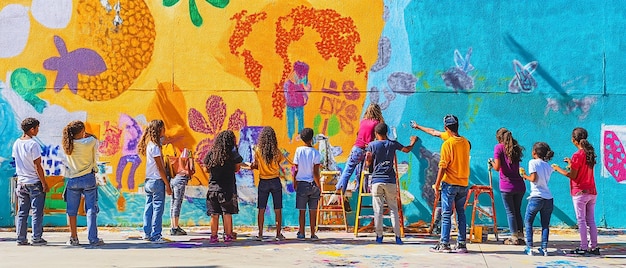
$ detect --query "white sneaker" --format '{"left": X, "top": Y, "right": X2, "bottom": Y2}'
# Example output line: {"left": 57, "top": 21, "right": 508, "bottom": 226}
{"left": 151, "top": 237, "right": 171, "bottom": 244}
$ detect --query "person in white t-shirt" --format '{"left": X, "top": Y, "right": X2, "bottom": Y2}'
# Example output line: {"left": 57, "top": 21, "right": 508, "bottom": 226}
{"left": 520, "top": 142, "right": 555, "bottom": 256}
{"left": 138, "top": 119, "right": 172, "bottom": 243}
{"left": 13, "top": 117, "right": 48, "bottom": 246}
{"left": 293, "top": 128, "right": 321, "bottom": 241}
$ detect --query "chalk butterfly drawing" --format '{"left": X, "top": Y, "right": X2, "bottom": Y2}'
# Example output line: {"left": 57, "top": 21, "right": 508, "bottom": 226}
{"left": 442, "top": 47, "right": 474, "bottom": 91}
{"left": 603, "top": 130, "right": 626, "bottom": 183}
{"left": 508, "top": 60, "right": 538, "bottom": 93}
{"left": 43, "top": 35, "right": 107, "bottom": 94}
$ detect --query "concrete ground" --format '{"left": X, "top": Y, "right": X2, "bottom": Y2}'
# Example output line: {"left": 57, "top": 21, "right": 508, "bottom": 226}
{"left": 0, "top": 227, "right": 625, "bottom": 268}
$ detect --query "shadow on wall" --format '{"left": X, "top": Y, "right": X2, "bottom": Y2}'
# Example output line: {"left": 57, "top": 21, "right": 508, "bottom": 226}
{"left": 504, "top": 34, "right": 570, "bottom": 100}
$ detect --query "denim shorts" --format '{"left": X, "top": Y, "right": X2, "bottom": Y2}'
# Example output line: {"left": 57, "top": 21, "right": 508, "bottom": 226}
{"left": 64, "top": 173, "right": 99, "bottom": 217}
{"left": 258, "top": 178, "right": 283, "bottom": 209}
{"left": 295, "top": 181, "right": 320, "bottom": 210}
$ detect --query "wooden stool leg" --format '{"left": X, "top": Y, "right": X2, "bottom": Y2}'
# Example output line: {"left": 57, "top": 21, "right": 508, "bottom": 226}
{"left": 429, "top": 194, "right": 440, "bottom": 234}
{"left": 489, "top": 191, "right": 499, "bottom": 241}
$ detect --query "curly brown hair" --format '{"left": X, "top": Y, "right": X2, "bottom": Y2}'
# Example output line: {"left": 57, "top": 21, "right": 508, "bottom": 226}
{"left": 62, "top": 120, "right": 85, "bottom": 155}
{"left": 204, "top": 130, "right": 236, "bottom": 168}
{"left": 257, "top": 127, "right": 281, "bottom": 165}
{"left": 138, "top": 119, "right": 165, "bottom": 156}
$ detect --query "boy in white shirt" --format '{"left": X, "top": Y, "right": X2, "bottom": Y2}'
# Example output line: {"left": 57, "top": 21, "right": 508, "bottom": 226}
{"left": 293, "top": 128, "right": 321, "bottom": 240}
{"left": 13, "top": 118, "right": 48, "bottom": 246}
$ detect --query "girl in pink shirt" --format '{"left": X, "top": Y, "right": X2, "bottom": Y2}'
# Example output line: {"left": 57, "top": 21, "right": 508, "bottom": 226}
{"left": 335, "top": 104, "right": 384, "bottom": 198}
{"left": 553, "top": 127, "right": 600, "bottom": 256}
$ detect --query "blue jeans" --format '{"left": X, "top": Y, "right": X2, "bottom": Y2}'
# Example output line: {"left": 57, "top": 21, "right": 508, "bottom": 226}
{"left": 143, "top": 178, "right": 165, "bottom": 240}
{"left": 64, "top": 173, "right": 99, "bottom": 243}
{"left": 524, "top": 197, "right": 553, "bottom": 249}
{"left": 335, "top": 146, "right": 365, "bottom": 193}
{"left": 502, "top": 191, "right": 524, "bottom": 236}
{"left": 15, "top": 182, "right": 46, "bottom": 242}
{"left": 286, "top": 106, "right": 304, "bottom": 140}
{"left": 440, "top": 182, "right": 468, "bottom": 244}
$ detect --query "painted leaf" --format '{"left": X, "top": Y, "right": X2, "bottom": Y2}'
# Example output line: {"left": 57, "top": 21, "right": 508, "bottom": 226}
{"left": 206, "top": 0, "right": 229, "bottom": 8}
{"left": 603, "top": 130, "right": 626, "bottom": 183}
{"left": 227, "top": 109, "right": 247, "bottom": 132}
{"left": 163, "top": 0, "right": 180, "bottom": 7}
{"left": 195, "top": 138, "right": 214, "bottom": 165}
{"left": 188, "top": 108, "right": 211, "bottom": 134}
{"left": 205, "top": 95, "right": 226, "bottom": 134}
{"left": 189, "top": 0, "right": 203, "bottom": 27}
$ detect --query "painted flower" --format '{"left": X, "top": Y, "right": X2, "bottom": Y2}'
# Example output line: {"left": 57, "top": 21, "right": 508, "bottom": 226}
{"left": 188, "top": 95, "right": 247, "bottom": 163}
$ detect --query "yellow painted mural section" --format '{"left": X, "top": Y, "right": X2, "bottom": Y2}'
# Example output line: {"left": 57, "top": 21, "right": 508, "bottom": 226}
{"left": 0, "top": 0, "right": 383, "bottom": 222}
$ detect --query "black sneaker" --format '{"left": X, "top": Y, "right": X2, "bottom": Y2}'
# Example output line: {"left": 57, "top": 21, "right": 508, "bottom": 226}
{"left": 31, "top": 238, "right": 47, "bottom": 246}
{"left": 454, "top": 242, "right": 468, "bottom": 253}
{"left": 567, "top": 248, "right": 588, "bottom": 255}
{"left": 587, "top": 247, "right": 601, "bottom": 256}
{"left": 170, "top": 226, "right": 187, "bottom": 236}
{"left": 429, "top": 242, "right": 452, "bottom": 253}
{"left": 343, "top": 198, "right": 352, "bottom": 212}
{"left": 16, "top": 240, "right": 30, "bottom": 246}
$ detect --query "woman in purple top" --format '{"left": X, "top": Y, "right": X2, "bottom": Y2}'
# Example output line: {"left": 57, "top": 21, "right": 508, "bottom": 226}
{"left": 335, "top": 104, "right": 384, "bottom": 198}
{"left": 490, "top": 128, "right": 526, "bottom": 245}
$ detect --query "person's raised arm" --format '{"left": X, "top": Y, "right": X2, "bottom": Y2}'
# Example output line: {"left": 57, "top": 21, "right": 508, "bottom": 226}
{"left": 401, "top": 136, "right": 418, "bottom": 152}
{"left": 411, "top": 121, "right": 442, "bottom": 137}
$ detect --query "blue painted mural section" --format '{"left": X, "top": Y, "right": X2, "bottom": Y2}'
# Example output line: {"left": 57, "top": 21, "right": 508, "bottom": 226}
{"left": 0, "top": 94, "right": 23, "bottom": 226}
{"left": 370, "top": 0, "right": 626, "bottom": 228}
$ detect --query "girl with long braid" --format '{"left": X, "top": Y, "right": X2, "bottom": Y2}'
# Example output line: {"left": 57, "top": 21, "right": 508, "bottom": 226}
{"left": 490, "top": 128, "right": 525, "bottom": 245}
{"left": 62, "top": 120, "right": 104, "bottom": 246}
{"left": 138, "top": 119, "right": 171, "bottom": 243}
{"left": 203, "top": 130, "right": 243, "bottom": 243}
{"left": 553, "top": 127, "right": 600, "bottom": 255}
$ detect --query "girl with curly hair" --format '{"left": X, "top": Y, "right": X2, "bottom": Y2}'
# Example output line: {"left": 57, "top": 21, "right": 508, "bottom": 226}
{"left": 62, "top": 120, "right": 104, "bottom": 246}
{"left": 250, "top": 126, "right": 292, "bottom": 241}
{"left": 203, "top": 130, "right": 243, "bottom": 243}
{"left": 138, "top": 119, "right": 171, "bottom": 243}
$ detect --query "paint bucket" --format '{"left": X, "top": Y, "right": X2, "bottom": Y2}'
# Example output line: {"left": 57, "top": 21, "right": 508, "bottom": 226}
{"left": 470, "top": 226, "right": 487, "bottom": 243}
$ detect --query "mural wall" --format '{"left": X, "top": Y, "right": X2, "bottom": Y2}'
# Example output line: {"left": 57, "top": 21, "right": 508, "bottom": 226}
{"left": 0, "top": 0, "right": 624, "bottom": 228}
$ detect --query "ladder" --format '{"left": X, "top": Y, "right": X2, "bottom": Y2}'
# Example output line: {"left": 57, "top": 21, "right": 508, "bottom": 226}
{"left": 316, "top": 170, "right": 348, "bottom": 232}
{"left": 353, "top": 155, "right": 404, "bottom": 237}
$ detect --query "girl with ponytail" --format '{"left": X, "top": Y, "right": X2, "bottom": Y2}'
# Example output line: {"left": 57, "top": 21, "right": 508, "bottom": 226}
{"left": 553, "top": 127, "right": 600, "bottom": 255}
{"left": 520, "top": 142, "right": 555, "bottom": 256}
{"left": 62, "top": 121, "right": 103, "bottom": 246}
{"left": 491, "top": 128, "right": 526, "bottom": 245}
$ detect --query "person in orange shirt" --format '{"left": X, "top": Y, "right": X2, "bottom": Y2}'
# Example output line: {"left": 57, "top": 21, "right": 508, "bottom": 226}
{"left": 429, "top": 115, "right": 471, "bottom": 253}
{"left": 250, "top": 127, "right": 293, "bottom": 241}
